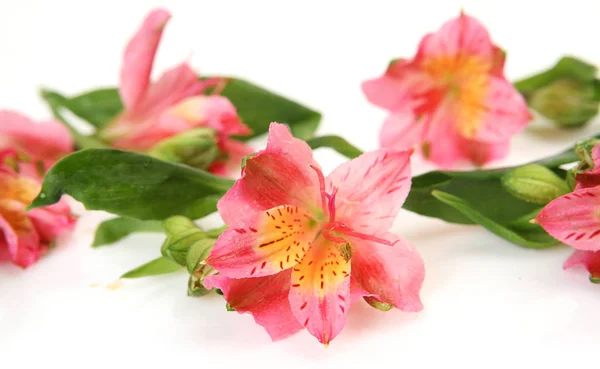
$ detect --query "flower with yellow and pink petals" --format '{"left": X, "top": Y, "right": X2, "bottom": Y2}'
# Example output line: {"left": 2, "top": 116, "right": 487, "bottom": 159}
{"left": 0, "top": 112, "right": 76, "bottom": 268}
{"left": 204, "top": 123, "right": 425, "bottom": 344}
{"left": 99, "top": 8, "right": 253, "bottom": 175}
{"left": 363, "top": 12, "right": 531, "bottom": 168}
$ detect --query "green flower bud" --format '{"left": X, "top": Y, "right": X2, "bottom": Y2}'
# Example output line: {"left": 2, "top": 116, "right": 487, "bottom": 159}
{"left": 160, "top": 216, "right": 209, "bottom": 266}
{"left": 149, "top": 128, "right": 221, "bottom": 170}
{"left": 530, "top": 79, "right": 599, "bottom": 128}
{"left": 363, "top": 296, "right": 393, "bottom": 311}
{"left": 573, "top": 138, "right": 600, "bottom": 173}
{"left": 187, "top": 264, "right": 217, "bottom": 297}
{"left": 501, "top": 164, "right": 570, "bottom": 205}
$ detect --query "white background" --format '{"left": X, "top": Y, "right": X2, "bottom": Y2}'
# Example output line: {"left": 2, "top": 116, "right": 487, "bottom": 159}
{"left": 1, "top": 0, "right": 600, "bottom": 367}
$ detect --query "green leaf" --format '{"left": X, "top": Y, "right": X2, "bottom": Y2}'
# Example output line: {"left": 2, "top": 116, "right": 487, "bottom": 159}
{"left": 93, "top": 217, "right": 163, "bottom": 247}
{"left": 431, "top": 191, "right": 559, "bottom": 249}
{"left": 30, "top": 149, "right": 234, "bottom": 220}
{"left": 405, "top": 171, "right": 540, "bottom": 225}
{"left": 59, "top": 88, "right": 122, "bottom": 128}
{"left": 121, "top": 257, "right": 183, "bottom": 279}
{"left": 40, "top": 89, "right": 109, "bottom": 149}
{"left": 514, "top": 56, "right": 598, "bottom": 98}
{"left": 306, "top": 135, "right": 363, "bottom": 159}
{"left": 216, "top": 78, "right": 321, "bottom": 141}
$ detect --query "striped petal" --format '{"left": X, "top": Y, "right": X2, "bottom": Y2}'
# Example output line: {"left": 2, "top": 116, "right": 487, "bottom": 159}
{"left": 326, "top": 149, "right": 412, "bottom": 235}
{"left": 217, "top": 123, "right": 321, "bottom": 228}
{"left": 350, "top": 233, "right": 424, "bottom": 311}
{"left": 207, "top": 205, "right": 319, "bottom": 278}
{"left": 203, "top": 271, "right": 303, "bottom": 341}
{"left": 289, "top": 236, "right": 351, "bottom": 345}
{"left": 536, "top": 187, "right": 600, "bottom": 251}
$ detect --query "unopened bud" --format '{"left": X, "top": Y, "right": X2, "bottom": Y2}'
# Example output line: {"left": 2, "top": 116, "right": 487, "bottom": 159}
{"left": 188, "top": 264, "right": 217, "bottom": 297}
{"left": 501, "top": 164, "right": 570, "bottom": 205}
{"left": 364, "top": 296, "right": 393, "bottom": 311}
{"left": 530, "top": 79, "right": 598, "bottom": 128}
{"left": 149, "top": 128, "right": 220, "bottom": 170}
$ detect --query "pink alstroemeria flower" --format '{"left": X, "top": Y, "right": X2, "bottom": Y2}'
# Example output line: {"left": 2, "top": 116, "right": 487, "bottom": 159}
{"left": 205, "top": 123, "right": 425, "bottom": 344}
{"left": 537, "top": 144, "right": 600, "bottom": 281}
{"left": 0, "top": 110, "right": 73, "bottom": 179}
{"left": 0, "top": 151, "right": 76, "bottom": 268}
{"left": 99, "top": 8, "right": 252, "bottom": 174}
{"left": 362, "top": 12, "right": 531, "bottom": 168}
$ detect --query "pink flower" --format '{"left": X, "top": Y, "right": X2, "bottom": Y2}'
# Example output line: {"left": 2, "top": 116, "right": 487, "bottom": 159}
{"left": 0, "top": 152, "right": 76, "bottom": 268}
{"left": 205, "top": 123, "right": 425, "bottom": 344}
{"left": 362, "top": 12, "right": 531, "bottom": 168}
{"left": 0, "top": 110, "right": 73, "bottom": 180}
{"left": 99, "top": 8, "right": 252, "bottom": 174}
{"left": 536, "top": 183, "right": 600, "bottom": 281}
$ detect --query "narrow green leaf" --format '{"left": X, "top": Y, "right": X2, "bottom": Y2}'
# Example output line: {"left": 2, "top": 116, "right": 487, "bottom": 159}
{"left": 30, "top": 149, "right": 234, "bottom": 220}
{"left": 216, "top": 78, "right": 321, "bottom": 140}
{"left": 93, "top": 217, "right": 163, "bottom": 247}
{"left": 121, "top": 257, "right": 183, "bottom": 279}
{"left": 431, "top": 191, "right": 559, "bottom": 249}
{"left": 40, "top": 89, "right": 109, "bottom": 149}
{"left": 306, "top": 135, "right": 363, "bottom": 159}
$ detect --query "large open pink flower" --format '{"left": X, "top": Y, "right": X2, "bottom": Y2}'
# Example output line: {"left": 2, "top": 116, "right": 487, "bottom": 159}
{"left": 0, "top": 110, "right": 73, "bottom": 180}
{"left": 205, "top": 123, "right": 425, "bottom": 344}
{"left": 362, "top": 12, "right": 531, "bottom": 168}
{"left": 99, "top": 8, "right": 252, "bottom": 174}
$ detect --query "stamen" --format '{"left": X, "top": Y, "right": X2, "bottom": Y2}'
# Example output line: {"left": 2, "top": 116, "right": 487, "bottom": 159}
{"left": 326, "top": 187, "right": 338, "bottom": 222}
{"left": 328, "top": 222, "right": 397, "bottom": 246}
{"left": 310, "top": 165, "right": 328, "bottom": 217}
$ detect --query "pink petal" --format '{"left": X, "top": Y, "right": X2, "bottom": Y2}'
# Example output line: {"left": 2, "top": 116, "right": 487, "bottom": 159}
{"left": 141, "top": 63, "right": 206, "bottom": 115}
{"left": 420, "top": 104, "right": 469, "bottom": 168}
{"left": 474, "top": 76, "right": 531, "bottom": 143}
{"left": 456, "top": 135, "right": 511, "bottom": 166}
{"left": 288, "top": 236, "right": 351, "bottom": 345}
{"left": 379, "top": 109, "right": 424, "bottom": 149}
{"left": 0, "top": 110, "right": 73, "bottom": 164}
{"left": 27, "top": 199, "right": 75, "bottom": 244}
{"left": 168, "top": 95, "right": 251, "bottom": 136}
{"left": 417, "top": 12, "right": 494, "bottom": 62}
{"left": 564, "top": 250, "right": 600, "bottom": 281}
{"left": 217, "top": 123, "right": 321, "bottom": 228}
{"left": 0, "top": 204, "right": 43, "bottom": 268}
{"left": 536, "top": 187, "right": 600, "bottom": 251}
{"left": 208, "top": 137, "right": 254, "bottom": 176}
{"left": 362, "top": 60, "right": 432, "bottom": 111}
{"left": 326, "top": 148, "right": 412, "bottom": 235}
{"left": 351, "top": 232, "right": 424, "bottom": 311}
{"left": 120, "top": 8, "right": 171, "bottom": 110}
{"left": 207, "top": 205, "right": 319, "bottom": 278}
{"left": 204, "top": 271, "right": 303, "bottom": 341}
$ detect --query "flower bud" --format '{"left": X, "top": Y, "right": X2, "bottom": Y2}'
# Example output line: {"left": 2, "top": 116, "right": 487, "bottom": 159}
{"left": 188, "top": 264, "right": 216, "bottom": 297}
{"left": 363, "top": 296, "right": 393, "bottom": 311}
{"left": 501, "top": 164, "right": 570, "bottom": 205}
{"left": 530, "top": 79, "right": 599, "bottom": 128}
{"left": 160, "top": 216, "right": 214, "bottom": 266}
{"left": 149, "top": 128, "right": 221, "bottom": 170}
